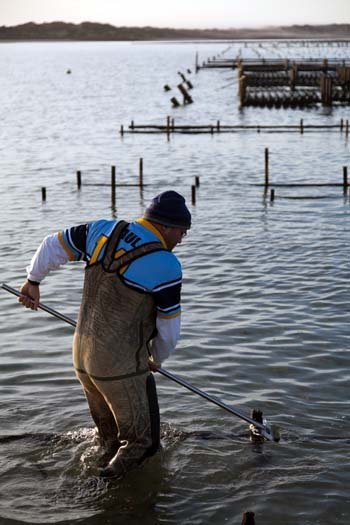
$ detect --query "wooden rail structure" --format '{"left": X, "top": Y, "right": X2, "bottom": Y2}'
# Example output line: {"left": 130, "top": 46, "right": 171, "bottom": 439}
{"left": 197, "top": 56, "right": 350, "bottom": 107}
{"left": 121, "top": 118, "right": 349, "bottom": 136}
{"left": 198, "top": 57, "right": 350, "bottom": 71}
{"left": 237, "top": 59, "right": 350, "bottom": 107}
{"left": 258, "top": 148, "right": 349, "bottom": 201}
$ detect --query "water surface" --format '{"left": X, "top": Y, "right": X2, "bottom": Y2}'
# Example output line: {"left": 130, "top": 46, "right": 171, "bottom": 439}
{"left": 0, "top": 40, "right": 349, "bottom": 524}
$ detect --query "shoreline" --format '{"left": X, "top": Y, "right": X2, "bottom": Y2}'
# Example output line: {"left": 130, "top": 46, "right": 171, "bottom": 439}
{"left": 0, "top": 37, "right": 350, "bottom": 44}
{"left": 0, "top": 22, "right": 349, "bottom": 42}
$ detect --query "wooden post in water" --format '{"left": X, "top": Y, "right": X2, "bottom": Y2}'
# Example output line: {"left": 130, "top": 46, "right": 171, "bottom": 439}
{"left": 171, "top": 97, "right": 180, "bottom": 108}
{"left": 41, "top": 187, "right": 46, "bottom": 201}
{"left": 346, "top": 120, "right": 349, "bottom": 137}
{"left": 195, "top": 176, "right": 200, "bottom": 187}
{"left": 166, "top": 116, "right": 171, "bottom": 140}
{"left": 111, "top": 166, "right": 116, "bottom": 208}
{"left": 340, "top": 119, "right": 344, "bottom": 132}
{"left": 250, "top": 409, "right": 265, "bottom": 443}
{"left": 264, "top": 148, "right": 269, "bottom": 192}
{"left": 300, "top": 119, "right": 304, "bottom": 134}
{"left": 239, "top": 75, "right": 247, "bottom": 106}
{"left": 320, "top": 75, "right": 325, "bottom": 104}
{"left": 195, "top": 52, "right": 199, "bottom": 73}
{"left": 120, "top": 125, "right": 124, "bottom": 137}
{"left": 76, "top": 170, "right": 81, "bottom": 189}
{"left": 131, "top": 120, "right": 134, "bottom": 130}
{"left": 270, "top": 189, "right": 275, "bottom": 202}
{"left": 191, "top": 185, "right": 196, "bottom": 205}
{"left": 290, "top": 64, "right": 297, "bottom": 91}
{"left": 178, "top": 83, "right": 193, "bottom": 104}
{"left": 241, "top": 511, "right": 255, "bottom": 525}
{"left": 343, "top": 166, "right": 348, "bottom": 195}
{"left": 217, "top": 120, "right": 220, "bottom": 132}
{"left": 139, "top": 158, "right": 144, "bottom": 187}
{"left": 321, "top": 75, "right": 333, "bottom": 106}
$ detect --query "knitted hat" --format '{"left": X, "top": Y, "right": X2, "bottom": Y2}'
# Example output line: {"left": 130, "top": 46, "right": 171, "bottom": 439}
{"left": 144, "top": 191, "right": 191, "bottom": 229}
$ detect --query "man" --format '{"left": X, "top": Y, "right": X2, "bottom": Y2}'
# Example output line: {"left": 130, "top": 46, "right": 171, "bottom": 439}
{"left": 19, "top": 190, "right": 191, "bottom": 479}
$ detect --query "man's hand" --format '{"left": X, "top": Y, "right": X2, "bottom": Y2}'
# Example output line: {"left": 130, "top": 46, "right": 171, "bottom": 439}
{"left": 18, "top": 280, "right": 40, "bottom": 311}
{"left": 148, "top": 358, "right": 161, "bottom": 372}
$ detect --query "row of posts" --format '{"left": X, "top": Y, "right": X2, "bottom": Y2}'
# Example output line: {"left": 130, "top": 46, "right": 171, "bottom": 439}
{"left": 41, "top": 154, "right": 349, "bottom": 203}
{"left": 41, "top": 163, "right": 200, "bottom": 207}
{"left": 77, "top": 161, "right": 144, "bottom": 190}
{"left": 264, "top": 147, "right": 349, "bottom": 198}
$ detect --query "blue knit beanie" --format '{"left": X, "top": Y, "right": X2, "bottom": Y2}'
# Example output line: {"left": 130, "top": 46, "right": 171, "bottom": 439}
{"left": 144, "top": 191, "right": 191, "bottom": 229}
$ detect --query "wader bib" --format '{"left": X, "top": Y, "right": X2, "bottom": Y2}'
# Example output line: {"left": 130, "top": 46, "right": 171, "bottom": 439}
{"left": 73, "top": 220, "right": 163, "bottom": 477}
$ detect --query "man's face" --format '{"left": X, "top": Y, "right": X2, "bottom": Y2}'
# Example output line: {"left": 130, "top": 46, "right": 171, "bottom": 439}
{"left": 162, "top": 227, "right": 187, "bottom": 251}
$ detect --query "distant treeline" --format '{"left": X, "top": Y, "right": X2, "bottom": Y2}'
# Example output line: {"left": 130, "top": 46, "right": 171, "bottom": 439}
{"left": 0, "top": 22, "right": 349, "bottom": 41}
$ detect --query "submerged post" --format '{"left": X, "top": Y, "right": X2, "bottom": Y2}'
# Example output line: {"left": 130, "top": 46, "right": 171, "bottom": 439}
{"left": 321, "top": 74, "right": 333, "bottom": 106}
{"left": 111, "top": 165, "right": 116, "bottom": 207}
{"left": 166, "top": 116, "right": 171, "bottom": 140}
{"left": 76, "top": 170, "right": 81, "bottom": 189}
{"left": 195, "top": 176, "right": 200, "bottom": 187}
{"left": 264, "top": 148, "right": 269, "bottom": 191}
{"left": 250, "top": 409, "right": 265, "bottom": 442}
{"left": 343, "top": 166, "right": 348, "bottom": 194}
{"left": 41, "top": 187, "right": 46, "bottom": 201}
{"left": 239, "top": 75, "right": 247, "bottom": 107}
{"left": 241, "top": 511, "right": 255, "bottom": 525}
{"left": 139, "top": 158, "right": 144, "bottom": 187}
{"left": 171, "top": 97, "right": 180, "bottom": 108}
{"left": 178, "top": 83, "right": 193, "bottom": 104}
{"left": 191, "top": 185, "right": 196, "bottom": 205}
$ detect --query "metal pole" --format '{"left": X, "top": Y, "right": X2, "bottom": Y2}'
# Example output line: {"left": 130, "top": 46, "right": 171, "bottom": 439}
{"left": 2, "top": 283, "right": 76, "bottom": 327}
{"left": 1, "top": 283, "right": 276, "bottom": 441}
{"left": 158, "top": 367, "right": 273, "bottom": 437}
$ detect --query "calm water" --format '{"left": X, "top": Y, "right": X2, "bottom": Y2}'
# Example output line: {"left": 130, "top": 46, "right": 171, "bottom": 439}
{"left": 0, "top": 40, "right": 349, "bottom": 525}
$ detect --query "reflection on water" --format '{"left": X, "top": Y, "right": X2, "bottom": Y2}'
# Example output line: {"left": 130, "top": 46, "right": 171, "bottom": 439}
{"left": 0, "top": 40, "right": 349, "bottom": 524}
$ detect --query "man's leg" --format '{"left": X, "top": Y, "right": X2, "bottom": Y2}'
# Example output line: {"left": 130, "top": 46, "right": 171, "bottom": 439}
{"left": 94, "top": 372, "right": 160, "bottom": 478}
{"left": 76, "top": 370, "right": 120, "bottom": 453}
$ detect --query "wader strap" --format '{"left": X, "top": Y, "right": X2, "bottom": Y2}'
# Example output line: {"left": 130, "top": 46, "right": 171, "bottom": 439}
{"left": 102, "top": 220, "right": 129, "bottom": 270}
{"left": 108, "top": 241, "right": 164, "bottom": 273}
{"left": 102, "top": 220, "right": 164, "bottom": 273}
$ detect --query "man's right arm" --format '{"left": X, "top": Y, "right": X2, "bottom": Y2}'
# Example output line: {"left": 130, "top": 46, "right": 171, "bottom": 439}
{"left": 19, "top": 224, "right": 89, "bottom": 310}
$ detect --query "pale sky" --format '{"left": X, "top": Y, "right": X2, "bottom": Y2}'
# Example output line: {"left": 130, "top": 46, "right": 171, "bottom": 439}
{"left": 1, "top": 0, "right": 349, "bottom": 28}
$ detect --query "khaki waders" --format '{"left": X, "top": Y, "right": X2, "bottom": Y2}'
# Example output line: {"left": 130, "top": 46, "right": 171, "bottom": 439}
{"left": 73, "top": 221, "right": 163, "bottom": 478}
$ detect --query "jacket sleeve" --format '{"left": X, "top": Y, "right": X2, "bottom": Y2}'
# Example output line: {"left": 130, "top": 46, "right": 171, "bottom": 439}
{"left": 149, "top": 314, "right": 181, "bottom": 364}
{"left": 27, "top": 233, "right": 70, "bottom": 283}
{"left": 148, "top": 257, "right": 182, "bottom": 364}
{"left": 26, "top": 224, "right": 89, "bottom": 282}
